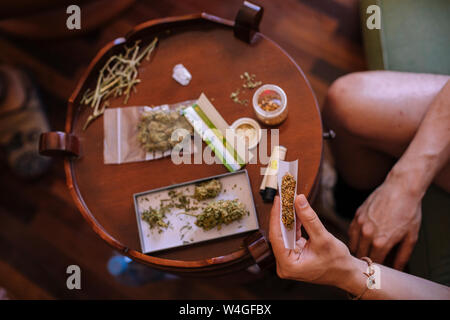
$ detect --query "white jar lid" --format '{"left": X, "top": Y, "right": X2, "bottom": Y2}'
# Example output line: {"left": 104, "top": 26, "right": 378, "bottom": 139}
{"left": 230, "top": 117, "right": 262, "bottom": 150}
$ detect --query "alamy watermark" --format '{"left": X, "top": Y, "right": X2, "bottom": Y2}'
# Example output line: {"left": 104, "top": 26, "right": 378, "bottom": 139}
{"left": 66, "top": 265, "right": 81, "bottom": 290}
{"left": 366, "top": 5, "right": 381, "bottom": 30}
{"left": 66, "top": 5, "right": 81, "bottom": 30}
{"left": 169, "top": 126, "right": 279, "bottom": 175}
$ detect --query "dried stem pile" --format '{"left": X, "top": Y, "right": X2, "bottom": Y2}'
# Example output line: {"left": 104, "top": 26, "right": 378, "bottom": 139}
{"left": 80, "top": 38, "right": 158, "bottom": 130}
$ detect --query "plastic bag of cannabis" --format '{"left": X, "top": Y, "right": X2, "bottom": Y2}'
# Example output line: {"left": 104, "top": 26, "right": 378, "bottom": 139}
{"left": 103, "top": 100, "right": 196, "bottom": 164}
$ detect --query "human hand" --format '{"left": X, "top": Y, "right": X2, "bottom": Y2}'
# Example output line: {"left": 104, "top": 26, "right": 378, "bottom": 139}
{"left": 269, "top": 194, "right": 354, "bottom": 287}
{"left": 348, "top": 177, "right": 422, "bottom": 270}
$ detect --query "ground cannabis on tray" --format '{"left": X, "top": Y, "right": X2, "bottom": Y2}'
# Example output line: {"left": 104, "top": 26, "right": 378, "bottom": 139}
{"left": 281, "top": 173, "right": 296, "bottom": 230}
{"left": 137, "top": 107, "right": 193, "bottom": 152}
{"left": 166, "top": 189, "right": 199, "bottom": 212}
{"left": 193, "top": 179, "right": 222, "bottom": 201}
{"left": 141, "top": 180, "right": 247, "bottom": 234}
{"left": 81, "top": 38, "right": 158, "bottom": 130}
{"left": 141, "top": 188, "right": 198, "bottom": 232}
{"left": 141, "top": 208, "right": 169, "bottom": 233}
{"left": 195, "top": 200, "right": 249, "bottom": 231}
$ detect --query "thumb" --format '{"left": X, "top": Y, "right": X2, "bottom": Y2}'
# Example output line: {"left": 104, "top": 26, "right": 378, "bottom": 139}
{"left": 295, "top": 194, "right": 327, "bottom": 239}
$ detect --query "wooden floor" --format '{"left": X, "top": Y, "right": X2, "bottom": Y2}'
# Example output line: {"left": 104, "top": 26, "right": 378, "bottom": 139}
{"left": 0, "top": 0, "right": 365, "bottom": 299}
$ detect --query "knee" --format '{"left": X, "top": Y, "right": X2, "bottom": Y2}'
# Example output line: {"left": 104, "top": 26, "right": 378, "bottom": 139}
{"left": 323, "top": 72, "right": 367, "bottom": 134}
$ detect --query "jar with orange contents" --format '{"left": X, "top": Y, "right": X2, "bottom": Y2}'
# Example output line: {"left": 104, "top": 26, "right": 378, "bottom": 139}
{"left": 252, "top": 84, "right": 287, "bottom": 126}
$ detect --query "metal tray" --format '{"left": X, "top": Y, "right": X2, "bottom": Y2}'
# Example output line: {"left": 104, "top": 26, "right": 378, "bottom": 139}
{"left": 134, "top": 170, "right": 259, "bottom": 254}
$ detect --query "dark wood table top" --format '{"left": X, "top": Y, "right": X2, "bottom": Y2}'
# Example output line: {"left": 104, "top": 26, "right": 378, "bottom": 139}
{"left": 44, "top": 12, "right": 323, "bottom": 273}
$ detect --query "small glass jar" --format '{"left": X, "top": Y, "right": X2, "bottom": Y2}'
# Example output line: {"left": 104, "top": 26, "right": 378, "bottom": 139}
{"left": 252, "top": 84, "right": 288, "bottom": 126}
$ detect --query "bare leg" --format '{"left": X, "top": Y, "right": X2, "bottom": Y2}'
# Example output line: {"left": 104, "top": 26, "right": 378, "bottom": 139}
{"left": 323, "top": 71, "right": 450, "bottom": 192}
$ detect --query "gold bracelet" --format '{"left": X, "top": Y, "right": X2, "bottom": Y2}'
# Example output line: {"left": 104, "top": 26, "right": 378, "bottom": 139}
{"left": 348, "top": 257, "right": 375, "bottom": 300}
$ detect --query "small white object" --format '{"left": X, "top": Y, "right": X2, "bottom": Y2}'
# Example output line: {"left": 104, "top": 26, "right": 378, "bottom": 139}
{"left": 172, "top": 64, "right": 192, "bottom": 86}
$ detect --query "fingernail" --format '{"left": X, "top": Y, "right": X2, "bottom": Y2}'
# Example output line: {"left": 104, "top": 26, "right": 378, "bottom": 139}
{"left": 298, "top": 194, "right": 308, "bottom": 208}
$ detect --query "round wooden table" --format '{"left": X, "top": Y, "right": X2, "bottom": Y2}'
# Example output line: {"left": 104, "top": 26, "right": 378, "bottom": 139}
{"left": 40, "top": 4, "right": 323, "bottom": 276}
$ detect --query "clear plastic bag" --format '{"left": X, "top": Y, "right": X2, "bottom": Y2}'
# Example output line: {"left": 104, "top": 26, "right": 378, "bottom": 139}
{"left": 103, "top": 100, "right": 196, "bottom": 164}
